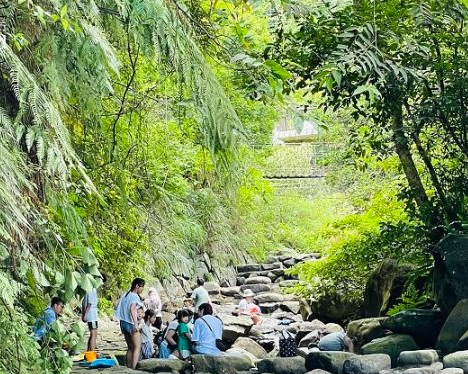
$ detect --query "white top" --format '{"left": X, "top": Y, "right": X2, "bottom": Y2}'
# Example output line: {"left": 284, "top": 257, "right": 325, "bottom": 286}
{"left": 140, "top": 321, "right": 153, "bottom": 344}
{"left": 191, "top": 286, "right": 210, "bottom": 310}
{"left": 82, "top": 288, "right": 98, "bottom": 322}
{"left": 115, "top": 291, "right": 141, "bottom": 324}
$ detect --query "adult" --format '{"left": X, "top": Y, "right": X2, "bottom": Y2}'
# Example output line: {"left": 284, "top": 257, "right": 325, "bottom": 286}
{"left": 32, "top": 297, "right": 65, "bottom": 344}
{"left": 192, "top": 303, "right": 223, "bottom": 356}
{"left": 144, "top": 287, "right": 163, "bottom": 330}
{"left": 238, "top": 289, "right": 263, "bottom": 325}
{"left": 318, "top": 332, "right": 354, "bottom": 353}
{"left": 115, "top": 278, "right": 145, "bottom": 369}
{"left": 158, "top": 314, "right": 179, "bottom": 358}
{"left": 191, "top": 278, "right": 211, "bottom": 316}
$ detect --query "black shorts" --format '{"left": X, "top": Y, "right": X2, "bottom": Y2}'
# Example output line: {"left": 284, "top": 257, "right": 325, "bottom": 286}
{"left": 88, "top": 321, "right": 98, "bottom": 330}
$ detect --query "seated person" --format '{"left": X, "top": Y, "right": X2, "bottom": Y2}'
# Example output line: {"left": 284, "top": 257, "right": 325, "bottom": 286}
{"left": 32, "top": 297, "right": 65, "bottom": 344}
{"left": 238, "top": 289, "right": 263, "bottom": 325}
{"left": 192, "top": 303, "right": 223, "bottom": 356}
{"left": 318, "top": 332, "right": 354, "bottom": 352}
{"left": 158, "top": 314, "right": 179, "bottom": 358}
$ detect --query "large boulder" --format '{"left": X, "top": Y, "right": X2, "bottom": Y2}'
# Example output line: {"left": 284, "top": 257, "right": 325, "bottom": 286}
{"left": 436, "top": 299, "right": 468, "bottom": 354}
{"left": 218, "top": 313, "right": 254, "bottom": 343}
{"left": 381, "top": 309, "right": 445, "bottom": 348}
{"left": 240, "top": 284, "right": 271, "bottom": 294}
{"left": 311, "top": 293, "right": 362, "bottom": 324}
{"left": 281, "top": 301, "right": 301, "bottom": 314}
{"left": 237, "top": 264, "right": 262, "bottom": 273}
{"left": 398, "top": 350, "right": 439, "bottom": 367}
{"left": 246, "top": 277, "right": 272, "bottom": 285}
{"left": 346, "top": 318, "right": 387, "bottom": 349}
{"left": 204, "top": 281, "right": 221, "bottom": 296}
{"left": 433, "top": 234, "right": 468, "bottom": 314}
{"left": 305, "top": 351, "right": 356, "bottom": 374}
{"left": 296, "top": 320, "right": 327, "bottom": 342}
{"left": 136, "top": 358, "right": 188, "bottom": 373}
{"left": 191, "top": 353, "right": 253, "bottom": 374}
{"left": 343, "top": 354, "right": 391, "bottom": 374}
{"left": 232, "top": 337, "right": 268, "bottom": 359}
{"left": 443, "top": 351, "right": 468, "bottom": 373}
{"left": 220, "top": 286, "right": 241, "bottom": 297}
{"left": 255, "top": 293, "right": 284, "bottom": 304}
{"left": 364, "top": 259, "right": 414, "bottom": 317}
{"left": 361, "top": 334, "right": 419, "bottom": 367}
{"left": 257, "top": 357, "right": 307, "bottom": 374}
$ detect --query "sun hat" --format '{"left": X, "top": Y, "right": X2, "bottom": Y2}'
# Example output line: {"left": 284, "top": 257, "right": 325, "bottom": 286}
{"left": 242, "top": 289, "right": 255, "bottom": 297}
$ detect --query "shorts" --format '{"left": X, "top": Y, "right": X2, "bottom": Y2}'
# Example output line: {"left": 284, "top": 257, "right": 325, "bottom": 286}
{"left": 88, "top": 321, "right": 98, "bottom": 330}
{"left": 120, "top": 320, "right": 134, "bottom": 335}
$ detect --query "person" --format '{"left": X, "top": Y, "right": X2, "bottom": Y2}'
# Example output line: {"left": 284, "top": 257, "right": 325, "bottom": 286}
{"left": 176, "top": 309, "right": 192, "bottom": 361}
{"left": 140, "top": 309, "right": 156, "bottom": 360}
{"left": 115, "top": 277, "right": 145, "bottom": 369}
{"left": 318, "top": 331, "right": 354, "bottom": 353}
{"left": 191, "top": 278, "right": 211, "bottom": 317}
{"left": 191, "top": 303, "right": 223, "bottom": 356}
{"left": 159, "top": 314, "right": 179, "bottom": 358}
{"left": 82, "top": 287, "right": 99, "bottom": 352}
{"left": 144, "top": 287, "right": 163, "bottom": 330}
{"left": 32, "top": 297, "right": 65, "bottom": 344}
{"left": 238, "top": 289, "right": 263, "bottom": 325}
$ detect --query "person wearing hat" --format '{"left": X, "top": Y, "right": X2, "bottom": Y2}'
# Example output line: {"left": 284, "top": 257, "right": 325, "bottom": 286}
{"left": 238, "top": 289, "right": 263, "bottom": 325}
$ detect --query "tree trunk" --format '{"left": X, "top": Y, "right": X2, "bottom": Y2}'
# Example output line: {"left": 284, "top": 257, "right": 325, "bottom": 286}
{"left": 390, "top": 105, "right": 437, "bottom": 225}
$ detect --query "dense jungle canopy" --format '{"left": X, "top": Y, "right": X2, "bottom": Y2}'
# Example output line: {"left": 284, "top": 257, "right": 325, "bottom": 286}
{"left": 2, "top": 0, "right": 468, "bottom": 373}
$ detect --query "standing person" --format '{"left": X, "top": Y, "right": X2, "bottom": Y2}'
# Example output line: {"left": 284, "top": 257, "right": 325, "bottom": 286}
{"left": 191, "top": 303, "right": 223, "bottom": 356}
{"left": 140, "top": 309, "right": 157, "bottom": 360}
{"left": 115, "top": 278, "right": 145, "bottom": 369}
{"left": 176, "top": 309, "right": 192, "bottom": 361}
{"left": 144, "top": 287, "right": 163, "bottom": 330}
{"left": 191, "top": 278, "right": 210, "bottom": 317}
{"left": 238, "top": 289, "right": 263, "bottom": 325}
{"left": 82, "top": 287, "right": 98, "bottom": 352}
{"left": 32, "top": 297, "right": 65, "bottom": 344}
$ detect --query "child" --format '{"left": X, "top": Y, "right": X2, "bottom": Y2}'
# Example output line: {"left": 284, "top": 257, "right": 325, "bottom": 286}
{"left": 176, "top": 309, "right": 192, "bottom": 361}
{"left": 140, "top": 309, "right": 156, "bottom": 360}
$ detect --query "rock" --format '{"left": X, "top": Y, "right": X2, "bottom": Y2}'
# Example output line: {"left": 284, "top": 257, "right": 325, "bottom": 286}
{"left": 311, "top": 293, "right": 362, "bottom": 324}
{"left": 255, "top": 293, "right": 284, "bottom": 303}
{"left": 364, "top": 259, "right": 414, "bottom": 317}
{"left": 280, "top": 280, "right": 300, "bottom": 288}
{"left": 237, "top": 277, "right": 246, "bottom": 286}
{"left": 218, "top": 313, "right": 254, "bottom": 343}
{"left": 299, "top": 330, "right": 323, "bottom": 348}
{"left": 240, "top": 284, "right": 272, "bottom": 294}
{"left": 283, "top": 259, "right": 298, "bottom": 268}
{"left": 224, "top": 325, "right": 251, "bottom": 343}
{"left": 343, "top": 354, "right": 391, "bottom": 374}
{"left": 433, "top": 234, "right": 468, "bottom": 314}
{"left": 257, "top": 357, "right": 307, "bottom": 374}
{"left": 233, "top": 337, "right": 268, "bottom": 359}
{"left": 439, "top": 369, "right": 464, "bottom": 374}
{"left": 306, "top": 370, "right": 333, "bottom": 374}
{"left": 346, "top": 318, "right": 387, "bottom": 349}
{"left": 246, "top": 277, "right": 272, "bottom": 285}
{"left": 296, "top": 320, "right": 327, "bottom": 342}
{"left": 398, "top": 350, "right": 440, "bottom": 367}
{"left": 221, "top": 286, "right": 241, "bottom": 297}
{"left": 204, "top": 281, "right": 221, "bottom": 295}
{"left": 192, "top": 353, "right": 253, "bottom": 374}
{"left": 361, "top": 334, "right": 419, "bottom": 367}
{"left": 382, "top": 309, "right": 445, "bottom": 348}
{"left": 225, "top": 348, "right": 258, "bottom": 366}
{"left": 436, "top": 299, "right": 468, "bottom": 354}
{"left": 260, "top": 303, "right": 281, "bottom": 314}
{"left": 267, "top": 272, "right": 279, "bottom": 282}
{"left": 305, "top": 351, "right": 356, "bottom": 374}
{"left": 458, "top": 330, "right": 468, "bottom": 351}
{"left": 298, "top": 347, "right": 310, "bottom": 358}
{"left": 324, "top": 324, "right": 345, "bottom": 334}
{"left": 237, "top": 264, "right": 262, "bottom": 273}
{"left": 280, "top": 301, "right": 301, "bottom": 314}
{"left": 262, "top": 263, "right": 283, "bottom": 271}
{"left": 136, "top": 358, "right": 188, "bottom": 373}
{"left": 443, "top": 350, "right": 468, "bottom": 373}
{"left": 401, "top": 363, "right": 443, "bottom": 374}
